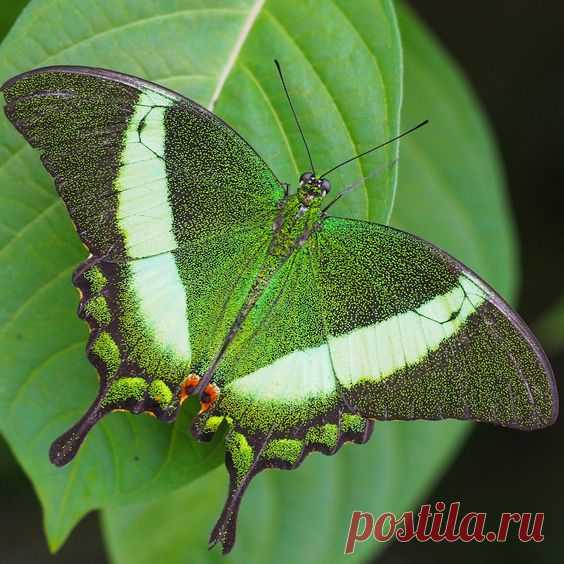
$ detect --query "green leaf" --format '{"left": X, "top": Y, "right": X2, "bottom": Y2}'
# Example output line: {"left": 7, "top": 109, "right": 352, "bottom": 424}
{"left": 102, "top": 3, "right": 518, "bottom": 564}
{"left": 104, "top": 423, "right": 468, "bottom": 564}
{"left": 0, "top": 0, "right": 402, "bottom": 552}
{"left": 392, "top": 4, "right": 518, "bottom": 297}
{"left": 534, "top": 294, "right": 564, "bottom": 355}
{"left": 0, "top": 0, "right": 28, "bottom": 41}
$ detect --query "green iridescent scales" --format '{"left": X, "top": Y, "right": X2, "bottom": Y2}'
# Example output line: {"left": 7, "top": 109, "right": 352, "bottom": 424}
{"left": 1, "top": 66, "right": 558, "bottom": 555}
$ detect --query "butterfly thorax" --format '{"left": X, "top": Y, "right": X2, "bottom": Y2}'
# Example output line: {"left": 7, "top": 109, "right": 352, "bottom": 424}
{"left": 267, "top": 172, "right": 329, "bottom": 257}
{"left": 247, "top": 195, "right": 322, "bottom": 300}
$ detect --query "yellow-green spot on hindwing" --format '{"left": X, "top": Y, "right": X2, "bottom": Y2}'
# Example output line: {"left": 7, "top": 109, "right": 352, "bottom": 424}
{"left": 84, "top": 296, "right": 111, "bottom": 326}
{"left": 225, "top": 431, "right": 253, "bottom": 484}
{"left": 147, "top": 379, "right": 173, "bottom": 407}
{"left": 83, "top": 265, "right": 107, "bottom": 293}
{"left": 305, "top": 424, "right": 338, "bottom": 449}
{"left": 204, "top": 415, "right": 225, "bottom": 434}
{"left": 103, "top": 377, "right": 148, "bottom": 406}
{"left": 91, "top": 331, "right": 120, "bottom": 375}
{"left": 264, "top": 438, "right": 303, "bottom": 464}
{"left": 341, "top": 413, "right": 367, "bottom": 434}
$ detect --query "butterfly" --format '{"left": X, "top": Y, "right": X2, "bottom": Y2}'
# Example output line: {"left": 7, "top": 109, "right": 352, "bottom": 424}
{"left": 1, "top": 65, "right": 558, "bottom": 554}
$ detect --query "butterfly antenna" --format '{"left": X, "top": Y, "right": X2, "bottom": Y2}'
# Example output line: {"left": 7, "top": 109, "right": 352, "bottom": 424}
{"left": 321, "top": 159, "right": 399, "bottom": 214}
{"left": 320, "top": 120, "right": 429, "bottom": 178}
{"left": 274, "top": 59, "right": 316, "bottom": 176}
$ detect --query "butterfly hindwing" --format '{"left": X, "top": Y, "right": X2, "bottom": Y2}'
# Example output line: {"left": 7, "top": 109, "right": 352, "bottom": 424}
{"left": 195, "top": 241, "right": 374, "bottom": 551}
{"left": 50, "top": 253, "right": 190, "bottom": 464}
{"left": 51, "top": 222, "right": 275, "bottom": 465}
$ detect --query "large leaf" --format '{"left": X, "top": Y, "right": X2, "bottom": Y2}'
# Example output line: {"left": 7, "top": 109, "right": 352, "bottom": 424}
{"left": 102, "top": 3, "right": 518, "bottom": 564}
{"left": 0, "top": 0, "right": 402, "bottom": 552}
{"left": 391, "top": 5, "right": 517, "bottom": 296}
{"left": 0, "top": 0, "right": 28, "bottom": 41}
{"left": 535, "top": 294, "right": 564, "bottom": 355}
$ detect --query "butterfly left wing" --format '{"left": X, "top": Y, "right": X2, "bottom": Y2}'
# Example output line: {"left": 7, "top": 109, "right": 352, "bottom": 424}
{"left": 1, "top": 67, "right": 285, "bottom": 464}
{"left": 313, "top": 217, "right": 558, "bottom": 429}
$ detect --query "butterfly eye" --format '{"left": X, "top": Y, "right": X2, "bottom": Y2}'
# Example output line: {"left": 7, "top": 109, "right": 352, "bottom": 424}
{"left": 320, "top": 178, "right": 331, "bottom": 194}
{"left": 299, "top": 171, "right": 315, "bottom": 185}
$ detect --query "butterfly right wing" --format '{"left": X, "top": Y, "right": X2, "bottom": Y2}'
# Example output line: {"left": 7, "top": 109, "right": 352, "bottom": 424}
{"left": 312, "top": 217, "right": 557, "bottom": 430}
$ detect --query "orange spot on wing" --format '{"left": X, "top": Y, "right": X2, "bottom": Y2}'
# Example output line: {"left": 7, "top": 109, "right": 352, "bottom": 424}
{"left": 178, "top": 373, "right": 201, "bottom": 404}
{"left": 198, "top": 383, "right": 220, "bottom": 414}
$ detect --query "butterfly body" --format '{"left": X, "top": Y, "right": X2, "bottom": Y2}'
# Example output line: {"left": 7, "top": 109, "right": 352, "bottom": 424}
{"left": 1, "top": 66, "right": 557, "bottom": 554}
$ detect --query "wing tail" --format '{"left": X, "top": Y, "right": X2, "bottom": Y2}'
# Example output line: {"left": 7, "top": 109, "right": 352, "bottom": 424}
{"left": 49, "top": 388, "right": 108, "bottom": 466}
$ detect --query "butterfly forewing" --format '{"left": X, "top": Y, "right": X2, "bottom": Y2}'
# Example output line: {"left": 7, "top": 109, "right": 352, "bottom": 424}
{"left": 313, "top": 217, "right": 557, "bottom": 430}
{"left": 2, "top": 66, "right": 284, "bottom": 258}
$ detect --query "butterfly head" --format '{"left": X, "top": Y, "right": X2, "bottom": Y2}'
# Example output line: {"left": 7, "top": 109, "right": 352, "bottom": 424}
{"left": 297, "top": 172, "right": 331, "bottom": 207}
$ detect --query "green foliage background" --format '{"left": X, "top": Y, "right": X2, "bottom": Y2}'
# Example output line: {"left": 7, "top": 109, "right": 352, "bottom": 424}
{"left": 1, "top": 1, "right": 557, "bottom": 563}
